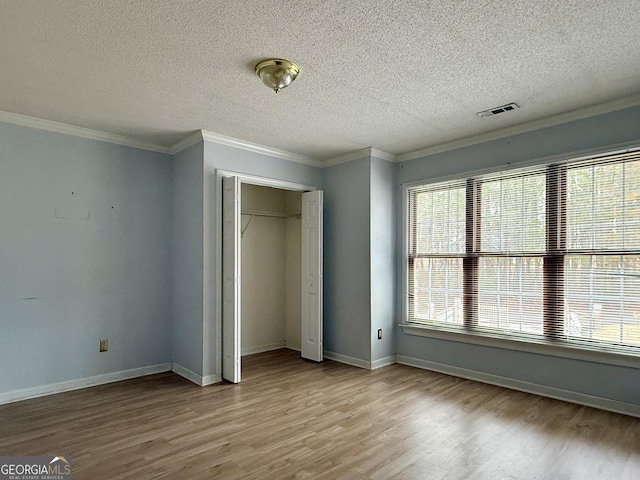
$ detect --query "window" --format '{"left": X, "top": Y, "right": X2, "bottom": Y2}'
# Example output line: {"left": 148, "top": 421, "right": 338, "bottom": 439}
{"left": 406, "top": 149, "right": 640, "bottom": 356}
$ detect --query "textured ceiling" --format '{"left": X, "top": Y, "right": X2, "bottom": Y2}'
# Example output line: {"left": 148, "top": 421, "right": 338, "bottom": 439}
{"left": 1, "top": 0, "right": 639, "bottom": 161}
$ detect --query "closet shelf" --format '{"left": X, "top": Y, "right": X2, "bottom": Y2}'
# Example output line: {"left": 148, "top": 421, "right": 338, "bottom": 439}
{"left": 241, "top": 209, "right": 300, "bottom": 219}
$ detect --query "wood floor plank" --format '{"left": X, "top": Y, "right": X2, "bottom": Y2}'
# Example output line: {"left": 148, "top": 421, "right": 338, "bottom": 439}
{"left": 1, "top": 349, "right": 639, "bottom": 479}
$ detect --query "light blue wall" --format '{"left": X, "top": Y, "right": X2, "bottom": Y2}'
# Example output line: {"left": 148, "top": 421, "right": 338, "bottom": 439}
{"left": 202, "top": 142, "right": 323, "bottom": 378}
{"left": 4, "top": 102, "right": 639, "bottom": 407}
{"left": 171, "top": 142, "right": 204, "bottom": 375}
{"left": 370, "top": 156, "right": 395, "bottom": 362}
{"left": 323, "top": 154, "right": 396, "bottom": 364}
{"left": 323, "top": 157, "right": 372, "bottom": 361}
{"left": 0, "top": 122, "right": 172, "bottom": 395}
{"left": 397, "top": 106, "right": 640, "bottom": 183}
{"left": 395, "top": 105, "right": 640, "bottom": 405}
{"left": 399, "top": 335, "right": 640, "bottom": 404}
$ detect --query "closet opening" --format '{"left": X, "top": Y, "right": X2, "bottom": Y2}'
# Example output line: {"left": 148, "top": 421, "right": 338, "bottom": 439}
{"left": 240, "top": 184, "right": 303, "bottom": 356}
{"left": 218, "top": 171, "right": 323, "bottom": 383}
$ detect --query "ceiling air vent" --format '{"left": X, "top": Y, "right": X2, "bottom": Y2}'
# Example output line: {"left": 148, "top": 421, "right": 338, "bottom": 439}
{"left": 476, "top": 102, "right": 519, "bottom": 118}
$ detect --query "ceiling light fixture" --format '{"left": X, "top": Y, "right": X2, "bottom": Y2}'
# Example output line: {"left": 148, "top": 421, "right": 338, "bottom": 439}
{"left": 255, "top": 58, "right": 300, "bottom": 93}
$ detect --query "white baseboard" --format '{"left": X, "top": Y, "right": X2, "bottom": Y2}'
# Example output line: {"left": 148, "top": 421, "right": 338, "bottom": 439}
{"left": 396, "top": 355, "right": 640, "bottom": 418}
{"left": 371, "top": 354, "right": 397, "bottom": 370}
{"left": 323, "top": 351, "right": 371, "bottom": 369}
{"left": 285, "top": 339, "right": 301, "bottom": 351}
{"left": 202, "top": 374, "right": 222, "bottom": 386}
{"left": 171, "top": 363, "right": 221, "bottom": 386}
{"left": 171, "top": 363, "right": 220, "bottom": 386}
{"left": 0, "top": 363, "right": 172, "bottom": 405}
{"left": 323, "top": 351, "right": 397, "bottom": 370}
{"left": 171, "top": 363, "right": 202, "bottom": 385}
{"left": 241, "top": 342, "right": 286, "bottom": 356}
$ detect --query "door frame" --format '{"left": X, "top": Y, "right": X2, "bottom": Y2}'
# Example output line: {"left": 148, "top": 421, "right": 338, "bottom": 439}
{"left": 215, "top": 169, "right": 318, "bottom": 381}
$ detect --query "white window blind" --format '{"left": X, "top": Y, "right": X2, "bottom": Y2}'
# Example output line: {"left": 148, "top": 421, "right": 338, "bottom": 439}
{"left": 408, "top": 182, "right": 465, "bottom": 324}
{"left": 564, "top": 154, "right": 640, "bottom": 350}
{"left": 406, "top": 149, "right": 640, "bottom": 355}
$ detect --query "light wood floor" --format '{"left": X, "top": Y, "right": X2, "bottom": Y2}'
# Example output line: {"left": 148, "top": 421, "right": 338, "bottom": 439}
{"left": 1, "top": 349, "right": 639, "bottom": 479}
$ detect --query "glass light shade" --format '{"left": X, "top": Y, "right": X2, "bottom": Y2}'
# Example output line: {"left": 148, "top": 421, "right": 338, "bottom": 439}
{"left": 255, "top": 59, "right": 299, "bottom": 93}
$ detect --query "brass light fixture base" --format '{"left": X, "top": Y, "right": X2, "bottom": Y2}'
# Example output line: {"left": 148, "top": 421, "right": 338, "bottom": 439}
{"left": 255, "top": 58, "right": 300, "bottom": 93}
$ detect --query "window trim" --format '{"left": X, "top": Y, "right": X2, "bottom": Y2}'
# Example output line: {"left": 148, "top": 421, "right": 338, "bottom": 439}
{"left": 399, "top": 322, "right": 640, "bottom": 369}
{"left": 401, "top": 144, "right": 640, "bottom": 367}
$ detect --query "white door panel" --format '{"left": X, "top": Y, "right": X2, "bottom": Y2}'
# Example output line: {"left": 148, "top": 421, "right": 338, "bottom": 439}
{"left": 301, "top": 190, "right": 323, "bottom": 362}
{"left": 222, "top": 176, "right": 241, "bottom": 383}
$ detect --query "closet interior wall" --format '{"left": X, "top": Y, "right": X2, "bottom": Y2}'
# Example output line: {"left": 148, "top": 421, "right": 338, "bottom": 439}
{"left": 240, "top": 184, "right": 302, "bottom": 355}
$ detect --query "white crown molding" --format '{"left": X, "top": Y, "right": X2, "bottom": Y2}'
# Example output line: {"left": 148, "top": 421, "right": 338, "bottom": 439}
{"left": 323, "top": 148, "right": 371, "bottom": 167}
{"left": 200, "top": 129, "right": 323, "bottom": 167}
{"left": 397, "top": 93, "right": 640, "bottom": 163}
{"left": 6, "top": 94, "right": 637, "bottom": 168}
{"left": 169, "top": 130, "right": 204, "bottom": 154}
{"left": 0, "top": 110, "right": 171, "bottom": 154}
{"left": 370, "top": 148, "right": 397, "bottom": 162}
{"left": 0, "top": 111, "right": 320, "bottom": 165}
{"left": 323, "top": 147, "right": 396, "bottom": 167}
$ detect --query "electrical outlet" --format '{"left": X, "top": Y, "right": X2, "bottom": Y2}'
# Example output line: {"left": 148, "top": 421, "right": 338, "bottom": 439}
{"left": 99, "top": 338, "right": 108, "bottom": 352}
{"left": 377, "top": 329, "right": 382, "bottom": 340}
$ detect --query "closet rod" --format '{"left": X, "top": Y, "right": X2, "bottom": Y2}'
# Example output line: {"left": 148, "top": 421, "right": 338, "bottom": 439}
{"left": 241, "top": 209, "right": 300, "bottom": 218}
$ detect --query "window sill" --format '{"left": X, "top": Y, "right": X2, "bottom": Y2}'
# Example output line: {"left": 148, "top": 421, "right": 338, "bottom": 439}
{"left": 399, "top": 323, "right": 640, "bottom": 369}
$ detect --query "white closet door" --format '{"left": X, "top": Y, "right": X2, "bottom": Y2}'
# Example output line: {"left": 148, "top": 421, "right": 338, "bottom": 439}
{"left": 222, "top": 176, "right": 241, "bottom": 383}
{"left": 301, "top": 190, "right": 323, "bottom": 362}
